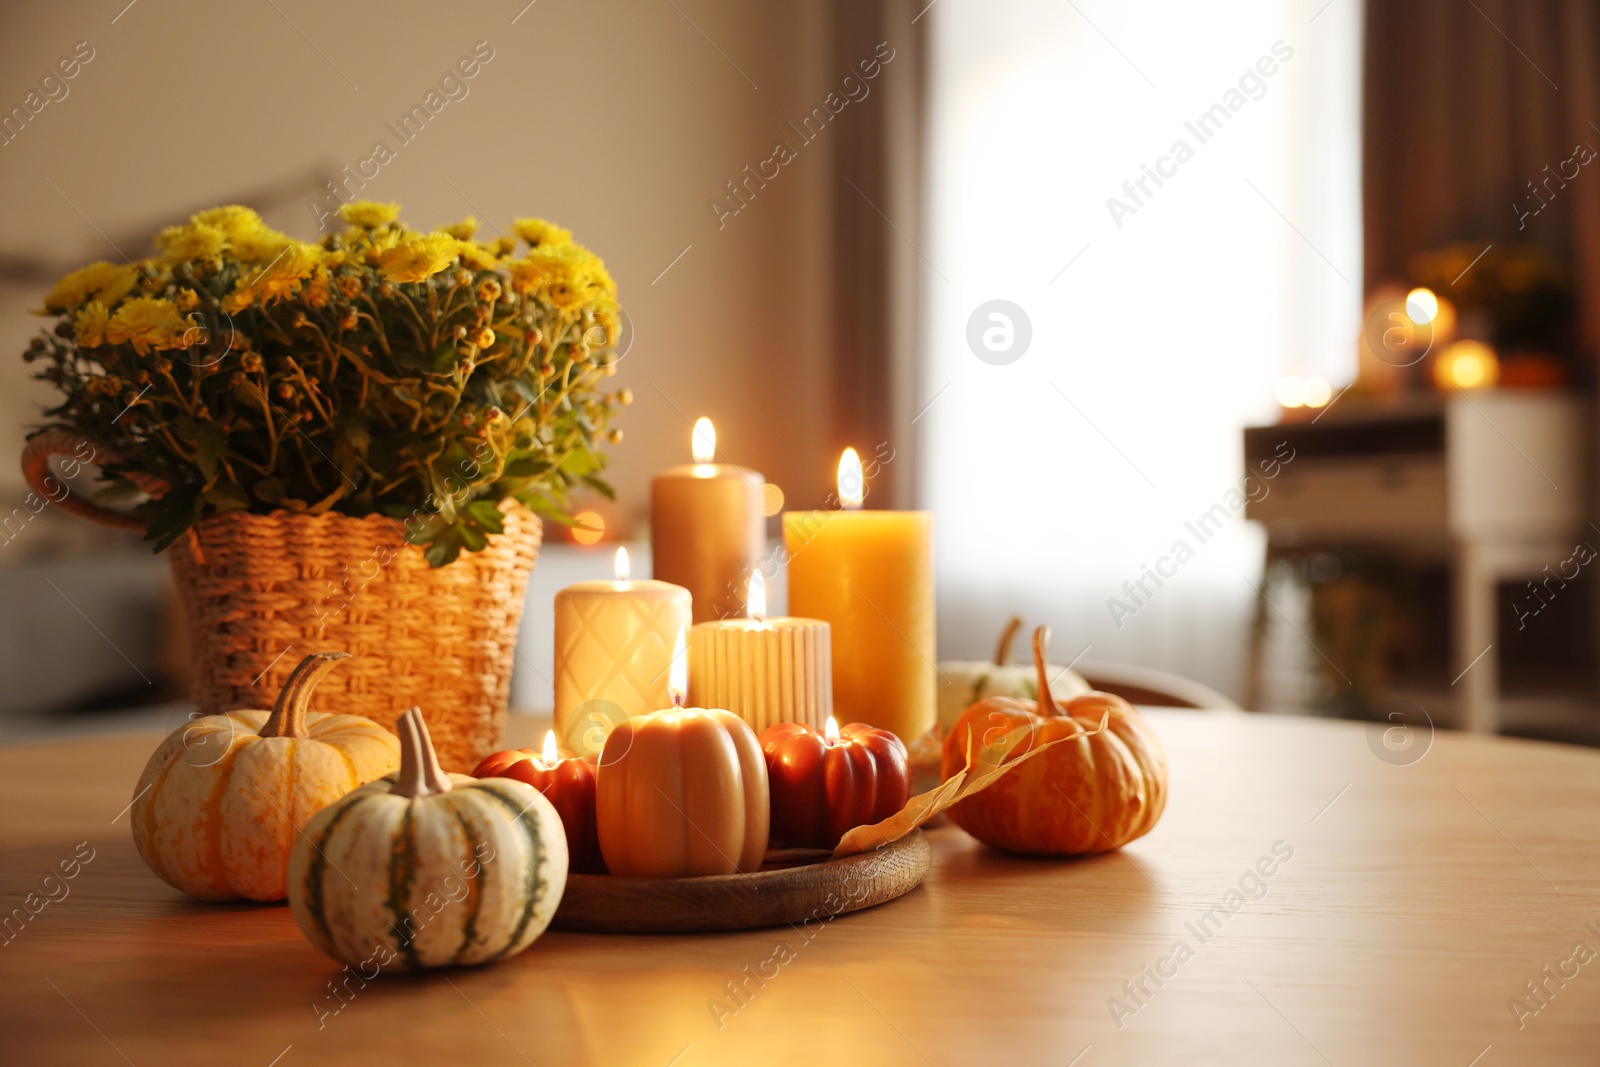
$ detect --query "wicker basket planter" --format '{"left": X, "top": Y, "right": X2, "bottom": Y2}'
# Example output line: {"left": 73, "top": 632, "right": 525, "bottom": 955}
{"left": 23, "top": 431, "right": 541, "bottom": 772}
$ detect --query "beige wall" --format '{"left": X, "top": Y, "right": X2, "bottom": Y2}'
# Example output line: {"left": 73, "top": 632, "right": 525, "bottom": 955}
{"left": 0, "top": 0, "right": 839, "bottom": 534}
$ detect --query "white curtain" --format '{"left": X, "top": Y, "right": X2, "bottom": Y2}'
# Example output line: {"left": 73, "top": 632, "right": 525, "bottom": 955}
{"left": 919, "top": 0, "right": 1362, "bottom": 696}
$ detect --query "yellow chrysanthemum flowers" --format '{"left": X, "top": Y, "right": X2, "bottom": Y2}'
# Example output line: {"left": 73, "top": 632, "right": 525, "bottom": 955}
{"left": 157, "top": 223, "right": 227, "bottom": 264}
{"left": 339, "top": 200, "right": 402, "bottom": 229}
{"left": 104, "top": 298, "right": 192, "bottom": 355}
{"left": 512, "top": 217, "right": 572, "bottom": 249}
{"left": 513, "top": 244, "right": 615, "bottom": 308}
{"left": 190, "top": 205, "right": 265, "bottom": 239}
{"left": 441, "top": 217, "right": 478, "bottom": 241}
{"left": 73, "top": 302, "right": 111, "bottom": 348}
{"left": 377, "top": 233, "right": 460, "bottom": 284}
{"left": 40, "top": 261, "right": 140, "bottom": 313}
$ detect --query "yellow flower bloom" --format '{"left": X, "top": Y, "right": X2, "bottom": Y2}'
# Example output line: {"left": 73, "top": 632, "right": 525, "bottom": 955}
{"left": 175, "top": 288, "right": 200, "bottom": 311}
{"left": 339, "top": 200, "right": 402, "bottom": 229}
{"left": 515, "top": 244, "right": 615, "bottom": 308}
{"left": 40, "top": 261, "right": 140, "bottom": 313}
{"left": 441, "top": 216, "right": 478, "bottom": 241}
{"left": 455, "top": 240, "right": 499, "bottom": 271}
{"left": 190, "top": 205, "right": 264, "bottom": 239}
{"left": 230, "top": 224, "right": 292, "bottom": 263}
{"left": 105, "top": 298, "right": 191, "bottom": 354}
{"left": 157, "top": 222, "right": 227, "bottom": 264}
{"left": 305, "top": 268, "right": 333, "bottom": 309}
{"left": 378, "top": 233, "right": 459, "bottom": 283}
{"left": 73, "top": 301, "right": 111, "bottom": 347}
{"left": 512, "top": 217, "right": 572, "bottom": 249}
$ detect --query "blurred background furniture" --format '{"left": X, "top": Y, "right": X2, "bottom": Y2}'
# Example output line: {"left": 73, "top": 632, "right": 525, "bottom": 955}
{"left": 1244, "top": 390, "right": 1590, "bottom": 734}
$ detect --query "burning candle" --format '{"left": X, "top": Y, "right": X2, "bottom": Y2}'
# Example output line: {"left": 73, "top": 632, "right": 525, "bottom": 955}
{"left": 782, "top": 448, "right": 935, "bottom": 743}
{"left": 595, "top": 638, "right": 771, "bottom": 877}
{"left": 759, "top": 716, "right": 910, "bottom": 849}
{"left": 688, "top": 572, "right": 832, "bottom": 733}
{"left": 650, "top": 417, "right": 767, "bottom": 623}
{"left": 472, "top": 731, "right": 604, "bottom": 873}
{"left": 553, "top": 547, "right": 691, "bottom": 756}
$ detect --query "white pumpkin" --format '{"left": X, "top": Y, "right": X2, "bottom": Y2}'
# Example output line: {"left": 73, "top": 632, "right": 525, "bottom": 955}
{"left": 288, "top": 707, "right": 568, "bottom": 971}
{"left": 937, "top": 616, "right": 1090, "bottom": 733}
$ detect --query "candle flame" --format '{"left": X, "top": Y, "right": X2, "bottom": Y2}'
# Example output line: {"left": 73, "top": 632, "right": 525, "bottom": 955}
{"left": 669, "top": 626, "right": 688, "bottom": 707}
{"left": 613, "top": 546, "right": 630, "bottom": 582}
{"left": 692, "top": 417, "right": 716, "bottom": 464}
{"left": 838, "top": 447, "right": 864, "bottom": 510}
{"left": 747, "top": 571, "right": 767, "bottom": 621}
{"left": 542, "top": 729, "right": 558, "bottom": 763}
{"left": 824, "top": 716, "right": 840, "bottom": 743}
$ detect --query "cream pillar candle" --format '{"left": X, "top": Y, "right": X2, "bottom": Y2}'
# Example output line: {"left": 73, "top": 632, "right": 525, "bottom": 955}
{"left": 688, "top": 573, "right": 831, "bottom": 733}
{"left": 554, "top": 547, "right": 692, "bottom": 756}
{"left": 650, "top": 417, "right": 766, "bottom": 624}
{"left": 783, "top": 448, "right": 935, "bottom": 743}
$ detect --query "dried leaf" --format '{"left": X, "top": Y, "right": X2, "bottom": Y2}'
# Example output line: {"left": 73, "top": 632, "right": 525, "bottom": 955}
{"left": 832, "top": 712, "right": 1109, "bottom": 857}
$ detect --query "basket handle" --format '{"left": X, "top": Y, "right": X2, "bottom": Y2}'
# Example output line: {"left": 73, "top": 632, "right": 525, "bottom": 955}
{"left": 21, "top": 429, "right": 165, "bottom": 532}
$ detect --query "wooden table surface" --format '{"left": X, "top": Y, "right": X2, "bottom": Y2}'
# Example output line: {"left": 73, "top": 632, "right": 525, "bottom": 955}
{"left": 4, "top": 709, "right": 1600, "bottom": 1066}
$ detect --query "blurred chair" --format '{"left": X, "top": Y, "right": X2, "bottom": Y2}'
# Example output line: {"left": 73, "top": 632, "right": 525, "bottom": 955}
{"left": 1076, "top": 661, "right": 1240, "bottom": 710}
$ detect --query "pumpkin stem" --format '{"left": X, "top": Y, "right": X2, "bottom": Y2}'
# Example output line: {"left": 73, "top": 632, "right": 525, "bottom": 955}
{"left": 259, "top": 651, "right": 350, "bottom": 738}
{"left": 392, "top": 707, "right": 453, "bottom": 799}
{"left": 1032, "top": 625, "right": 1062, "bottom": 718}
{"left": 993, "top": 615, "right": 1023, "bottom": 666}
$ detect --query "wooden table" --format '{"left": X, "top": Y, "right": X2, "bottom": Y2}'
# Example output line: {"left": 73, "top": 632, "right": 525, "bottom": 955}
{"left": 5, "top": 710, "right": 1599, "bottom": 1065}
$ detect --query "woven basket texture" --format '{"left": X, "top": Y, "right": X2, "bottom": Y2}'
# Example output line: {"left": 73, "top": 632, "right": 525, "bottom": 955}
{"left": 167, "top": 503, "right": 541, "bottom": 771}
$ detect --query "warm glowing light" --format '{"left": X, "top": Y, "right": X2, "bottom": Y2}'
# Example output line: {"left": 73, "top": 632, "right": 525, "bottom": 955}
{"left": 692, "top": 417, "right": 716, "bottom": 464}
{"left": 1406, "top": 287, "right": 1439, "bottom": 325}
{"left": 613, "top": 546, "right": 630, "bottom": 582}
{"left": 747, "top": 571, "right": 767, "bottom": 621}
{"left": 1275, "top": 376, "right": 1307, "bottom": 408}
{"left": 838, "top": 448, "right": 864, "bottom": 509}
{"left": 760, "top": 482, "right": 785, "bottom": 517}
{"left": 668, "top": 626, "right": 688, "bottom": 707}
{"left": 572, "top": 509, "right": 605, "bottom": 545}
{"left": 542, "top": 729, "right": 559, "bottom": 764}
{"left": 1302, "top": 377, "right": 1333, "bottom": 408}
{"left": 824, "top": 716, "right": 840, "bottom": 743}
{"left": 1434, "top": 340, "right": 1500, "bottom": 391}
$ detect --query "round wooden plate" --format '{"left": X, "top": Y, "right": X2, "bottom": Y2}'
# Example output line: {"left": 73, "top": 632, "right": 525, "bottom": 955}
{"left": 551, "top": 830, "right": 931, "bottom": 934}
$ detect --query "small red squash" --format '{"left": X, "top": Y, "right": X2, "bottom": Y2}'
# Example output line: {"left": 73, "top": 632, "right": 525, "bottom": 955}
{"left": 473, "top": 732, "right": 605, "bottom": 874}
{"left": 942, "top": 626, "right": 1167, "bottom": 855}
{"left": 760, "top": 719, "right": 909, "bottom": 849}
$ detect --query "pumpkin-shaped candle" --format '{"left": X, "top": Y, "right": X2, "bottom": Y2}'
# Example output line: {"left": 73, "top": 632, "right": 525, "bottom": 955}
{"left": 760, "top": 717, "right": 909, "bottom": 849}
{"left": 474, "top": 730, "right": 604, "bottom": 873}
{"left": 595, "top": 636, "right": 770, "bottom": 877}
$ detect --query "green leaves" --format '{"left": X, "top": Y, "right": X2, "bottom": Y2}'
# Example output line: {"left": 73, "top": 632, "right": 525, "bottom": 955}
{"left": 29, "top": 210, "right": 627, "bottom": 567}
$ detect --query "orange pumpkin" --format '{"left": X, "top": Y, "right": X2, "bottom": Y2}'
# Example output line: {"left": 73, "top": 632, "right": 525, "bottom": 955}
{"left": 131, "top": 652, "right": 401, "bottom": 901}
{"left": 941, "top": 627, "right": 1167, "bottom": 855}
{"left": 596, "top": 708, "right": 768, "bottom": 877}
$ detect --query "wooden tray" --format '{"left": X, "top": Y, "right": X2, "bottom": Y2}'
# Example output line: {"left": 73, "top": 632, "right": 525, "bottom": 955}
{"left": 551, "top": 830, "right": 931, "bottom": 934}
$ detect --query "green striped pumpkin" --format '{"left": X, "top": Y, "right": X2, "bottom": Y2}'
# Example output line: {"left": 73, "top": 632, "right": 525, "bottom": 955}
{"left": 288, "top": 707, "right": 568, "bottom": 971}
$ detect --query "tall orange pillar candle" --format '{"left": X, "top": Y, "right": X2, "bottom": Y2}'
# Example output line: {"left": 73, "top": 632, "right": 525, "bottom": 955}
{"left": 782, "top": 448, "right": 934, "bottom": 743}
{"left": 651, "top": 417, "right": 766, "bottom": 623}
{"left": 554, "top": 547, "right": 691, "bottom": 756}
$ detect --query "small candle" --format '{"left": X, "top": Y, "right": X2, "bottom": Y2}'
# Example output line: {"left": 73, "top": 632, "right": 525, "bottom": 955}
{"left": 554, "top": 547, "right": 692, "bottom": 755}
{"left": 472, "top": 731, "right": 604, "bottom": 873}
{"left": 759, "top": 716, "right": 910, "bottom": 849}
{"left": 688, "top": 572, "right": 832, "bottom": 733}
{"left": 650, "top": 417, "right": 766, "bottom": 623}
{"left": 782, "top": 448, "right": 935, "bottom": 742}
